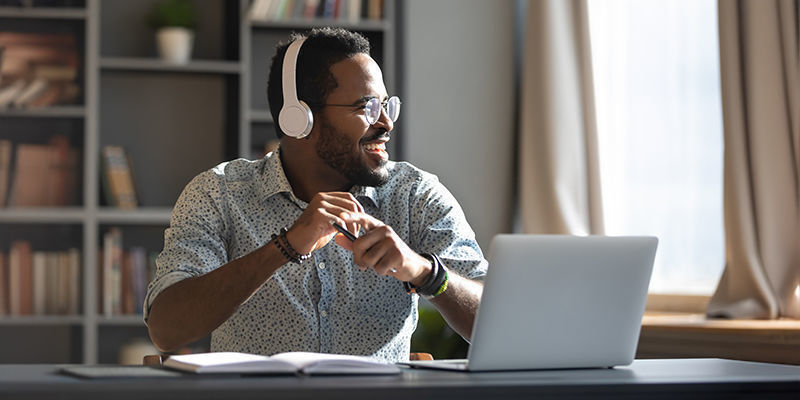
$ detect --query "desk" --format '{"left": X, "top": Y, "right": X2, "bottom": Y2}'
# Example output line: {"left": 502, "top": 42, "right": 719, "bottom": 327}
{"left": 0, "top": 359, "right": 798, "bottom": 400}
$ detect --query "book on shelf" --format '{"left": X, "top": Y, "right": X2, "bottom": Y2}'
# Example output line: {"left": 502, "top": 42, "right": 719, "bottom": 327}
{"left": 0, "top": 139, "right": 12, "bottom": 207}
{"left": 8, "top": 244, "right": 81, "bottom": 317}
{"left": 32, "top": 251, "right": 46, "bottom": 315}
{"left": 6, "top": 135, "right": 80, "bottom": 207}
{"left": 100, "top": 228, "right": 151, "bottom": 316}
{"left": 102, "top": 227, "right": 122, "bottom": 316}
{"left": 7, "top": 143, "right": 50, "bottom": 207}
{"left": 0, "top": 250, "right": 6, "bottom": 316}
{"left": 0, "top": 31, "right": 80, "bottom": 109}
{"left": 8, "top": 240, "right": 32, "bottom": 316}
{"left": 163, "top": 351, "right": 401, "bottom": 375}
{"left": 128, "top": 246, "right": 148, "bottom": 315}
{"left": 66, "top": 248, "right": 80, "bottom": 315}
{"left": 247, "top": 0, "right": 381, "bottom": 22}
{"left": 101, "top": 145, "right": 138, "bottom": 209}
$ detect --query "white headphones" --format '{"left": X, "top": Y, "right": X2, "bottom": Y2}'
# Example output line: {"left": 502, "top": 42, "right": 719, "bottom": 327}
{"left": 278, "top": 38, "right": 313, "bottom": 139}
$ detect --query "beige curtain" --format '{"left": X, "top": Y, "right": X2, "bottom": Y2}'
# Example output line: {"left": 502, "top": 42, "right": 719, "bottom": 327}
{"left": 708, "top": 0, "right": 800, "bottom": 319}
{"left": 518, "top": 0, "right": 603, "bottom": 235}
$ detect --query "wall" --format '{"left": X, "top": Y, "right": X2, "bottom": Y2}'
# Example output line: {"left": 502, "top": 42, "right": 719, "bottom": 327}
{"left": 402, "top": 0, "right": 517, "bottom": 251}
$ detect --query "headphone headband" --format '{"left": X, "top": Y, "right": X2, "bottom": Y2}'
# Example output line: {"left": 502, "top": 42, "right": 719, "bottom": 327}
{"left": 278, "top": 38, "right": 313, "bottom": 138}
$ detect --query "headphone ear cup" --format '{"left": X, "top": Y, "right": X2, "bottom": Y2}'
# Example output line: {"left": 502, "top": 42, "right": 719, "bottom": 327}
{"left": 279, "top": 100, "right": 313, "bottom": 138}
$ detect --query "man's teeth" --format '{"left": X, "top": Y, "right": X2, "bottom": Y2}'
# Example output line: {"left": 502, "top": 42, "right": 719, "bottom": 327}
{"left": 363, "top": 143, "right": 386, "bottom": 152}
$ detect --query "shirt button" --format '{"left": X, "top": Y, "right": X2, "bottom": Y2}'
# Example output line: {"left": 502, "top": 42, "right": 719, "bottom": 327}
{"left": 318, "top": 262, "right": 325, "bottom": 270}
{"left": 320, "top": 309, "right": 328, "bottom": 317}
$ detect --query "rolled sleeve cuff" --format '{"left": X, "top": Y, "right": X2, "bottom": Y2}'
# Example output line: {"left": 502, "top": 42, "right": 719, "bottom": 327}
{"left": 142, "top": 270, "right": 194, "bottom": 325}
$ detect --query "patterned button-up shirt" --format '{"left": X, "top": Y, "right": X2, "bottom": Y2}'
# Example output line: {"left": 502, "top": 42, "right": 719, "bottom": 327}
{"left": 144, "top": 149, "right": 487, "bottom": 363}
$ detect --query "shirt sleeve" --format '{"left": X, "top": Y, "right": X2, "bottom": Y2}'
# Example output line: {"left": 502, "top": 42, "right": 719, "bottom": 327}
{"left": 408, "top": 172, "right": 488, "bottom": 280}
{"left": 143, "top": 169, "right": 230, "bottom": 323}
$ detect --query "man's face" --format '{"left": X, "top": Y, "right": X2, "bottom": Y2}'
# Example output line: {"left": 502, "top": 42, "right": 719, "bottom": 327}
{"left": 314, "top": 54, "right": 394, "bottom": 187}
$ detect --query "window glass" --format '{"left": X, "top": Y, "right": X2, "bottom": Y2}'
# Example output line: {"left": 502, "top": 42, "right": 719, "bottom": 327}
{"left": 588, "top": 0, "right": 725, "bottom": 294}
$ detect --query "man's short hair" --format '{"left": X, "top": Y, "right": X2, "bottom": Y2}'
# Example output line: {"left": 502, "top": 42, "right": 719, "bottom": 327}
{"left": 267, "top": 28, "right": 371, "bottom": 138}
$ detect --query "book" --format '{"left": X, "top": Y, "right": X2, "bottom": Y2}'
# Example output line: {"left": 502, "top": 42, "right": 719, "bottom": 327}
{"left": 101, "top": 145, "right": 138, "bottom": 209}
{"left": 12, "top": 78, "right": 48, "bottom": 108}
{"left": 0, "top": 80, "right": 26, "bottom": 108}
{"left": 32, "top": 251, "right": 47, "bottom": 315}
{"left": 66, "top": 248, "right": 81, "bottom": 315}
{"left": 8, "top": 240, "right": 32, "bottom": 316}
{"left": 102, "top": 227, "right": 123, "bottom": 316}
{"left": 129, "top": 246, "right": 147, "bottom": 314}
{"left": 8, "top": 138, "right": 78, "bottom": 207}
{"left": 0, "top": 251, "right": 6, "bottom": 316}
{"left": 48, "top": 135, "right": 79, "bottom": 207}
{"left": 163, "top": 351, "right": 401, "bottom": 375}
{"left": 247, "top": 0, "right": 272, "bottom": 21}
{"left": 0, "top": 139, "right": 12, "bottom": 207}
{"left": 0, "top": 32, "right": 80, "bottom": 109}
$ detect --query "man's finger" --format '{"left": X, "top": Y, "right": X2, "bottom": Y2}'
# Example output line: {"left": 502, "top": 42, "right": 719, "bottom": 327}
{"left": 341, "top": 211, "right": 383, "bottom": 230}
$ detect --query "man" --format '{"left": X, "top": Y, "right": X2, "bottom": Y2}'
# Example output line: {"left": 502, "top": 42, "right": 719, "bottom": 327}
{"left": 144, "top": 28, "right": 486, "bottom": 363}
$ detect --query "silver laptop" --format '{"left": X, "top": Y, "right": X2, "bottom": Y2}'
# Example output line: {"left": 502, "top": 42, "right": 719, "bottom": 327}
{"left": 405, "top": 234, "right": 657, "bottom": 371}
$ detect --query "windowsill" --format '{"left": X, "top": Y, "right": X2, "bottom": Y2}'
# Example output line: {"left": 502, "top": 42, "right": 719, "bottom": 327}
{"left": 645, "top": 293, "right": 711, "bottom": 314}
{"left": 638, "top": 311, "right": 800, "bottom": 365}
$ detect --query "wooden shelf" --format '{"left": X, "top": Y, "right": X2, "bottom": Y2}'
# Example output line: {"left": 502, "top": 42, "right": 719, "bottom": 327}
{"left": 250, "top": 18, "right": 389, "bottom": 32}
{"left": 99, "top": 58, "right": 242, "bottom": 75}
{"left": 96, "top": 208, "right": 172, "bottom": 224}
{"left": 0, "top": 208, "right": 85, "bottom": 223}
{"left": 0, "top": 6, "right": 85, "bottom": 19}
{"left": 0, "top": 106, "right": 86, "bottom": 119}
{"left": 637, "top": 312, "right": 800, "bottom": 365}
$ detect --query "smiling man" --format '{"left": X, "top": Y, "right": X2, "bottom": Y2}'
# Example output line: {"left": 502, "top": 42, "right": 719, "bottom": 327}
{"left": 144, "top": 28, "right": 486, "bottom": 363}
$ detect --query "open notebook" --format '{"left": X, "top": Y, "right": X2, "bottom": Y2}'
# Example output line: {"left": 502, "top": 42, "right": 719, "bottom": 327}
{"left": 404, "top": 235, "right": 658, "bottom": 371}
{"left": 163, "top": 351, "right": 400, "bottom": 375}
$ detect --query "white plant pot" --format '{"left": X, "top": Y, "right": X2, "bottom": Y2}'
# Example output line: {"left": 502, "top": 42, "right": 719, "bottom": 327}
{"left": 157, "top": 27, "right": 194, "bottom": 64}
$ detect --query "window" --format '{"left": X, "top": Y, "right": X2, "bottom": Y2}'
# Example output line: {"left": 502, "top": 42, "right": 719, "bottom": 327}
{"left": 588, "top": 0, "right": 725, "bottom": 294}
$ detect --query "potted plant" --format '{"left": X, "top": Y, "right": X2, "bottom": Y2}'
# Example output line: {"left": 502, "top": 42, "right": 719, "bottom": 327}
{"left": 148, "top": 0, "right": 196, "bottom": 64}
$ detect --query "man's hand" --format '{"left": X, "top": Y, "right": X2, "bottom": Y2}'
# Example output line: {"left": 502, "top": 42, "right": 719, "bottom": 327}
{"left": 338, "top": 212, "right": 432, "bottom": 286}
{"left": 284, "top": 192, "right": 364, "bottom": 255}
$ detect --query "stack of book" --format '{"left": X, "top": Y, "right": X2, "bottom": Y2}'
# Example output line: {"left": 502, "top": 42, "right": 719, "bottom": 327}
{"left": 99, "top": 228, "right": 156, "bottom": 316}
{"left": 0, "top": 135, "right": 80, "bottom": 208}
{"left": 0, "top": 32, "right": 81, "bottom": 109}
{"left": 247, "top": 0, "right": 385, "bottom": 23}
{"left": 0, "top": 241, "right": 82, "bottom": 317}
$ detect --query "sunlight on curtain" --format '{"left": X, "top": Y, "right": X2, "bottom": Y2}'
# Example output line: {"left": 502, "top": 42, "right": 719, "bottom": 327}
{"left": 588, "top": 0, "right": 724, "bottom": 294}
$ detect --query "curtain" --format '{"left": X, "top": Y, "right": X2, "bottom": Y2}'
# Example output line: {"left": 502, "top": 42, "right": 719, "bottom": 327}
{"left": 708, "top": 0, "right": 800, "bottom": 319}
{"left": 518, "top": 0, "right": 603, "bottom": 235}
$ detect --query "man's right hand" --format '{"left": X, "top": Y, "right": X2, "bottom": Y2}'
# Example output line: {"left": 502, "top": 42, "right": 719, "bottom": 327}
{"left": 284, "top": 192, "right": 364, "bottom": 256}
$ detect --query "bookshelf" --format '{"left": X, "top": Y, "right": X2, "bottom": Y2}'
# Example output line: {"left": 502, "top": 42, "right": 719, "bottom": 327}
{"left": 0, "top": 0, "right": 399, "bottom": 364}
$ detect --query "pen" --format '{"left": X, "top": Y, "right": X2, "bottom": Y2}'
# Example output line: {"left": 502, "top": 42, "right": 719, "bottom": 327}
{"left": 286, "top": 195, "right": 359, "bottom": 241}
{"left": 332, "top": 222, "right": 358, "bottom": 241}
{"left": 332, "top": 219, "right": 397, "bottom": 273}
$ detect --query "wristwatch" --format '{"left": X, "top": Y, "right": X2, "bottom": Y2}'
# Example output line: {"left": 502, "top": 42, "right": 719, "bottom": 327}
{"left": 403, "top": 253, "right": 449, "bottom": 299}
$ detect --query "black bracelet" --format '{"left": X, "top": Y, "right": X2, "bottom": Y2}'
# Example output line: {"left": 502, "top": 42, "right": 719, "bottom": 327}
{"left": 271, "top": 232, "right": 293, "bottom": 262}
{"left": 403, "top": 253, "right": 448, "bottom": 298}
{"left": 271, "top": 228, "right": 311, "bottom": 263}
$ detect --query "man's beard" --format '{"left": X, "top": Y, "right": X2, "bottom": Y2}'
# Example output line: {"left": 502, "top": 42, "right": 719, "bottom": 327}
{"left": 315, "top": 120, "right": 390, "bottom": 187}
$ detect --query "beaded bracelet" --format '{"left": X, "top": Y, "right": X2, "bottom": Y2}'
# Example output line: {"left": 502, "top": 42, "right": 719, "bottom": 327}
{"left": 271, "top": 227, "right": 311, "bottom": 263}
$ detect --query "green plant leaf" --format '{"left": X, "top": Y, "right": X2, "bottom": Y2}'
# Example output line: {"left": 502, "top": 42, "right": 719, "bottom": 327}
{"left": 147, "top": 0, "right": 196, "bottom": 30}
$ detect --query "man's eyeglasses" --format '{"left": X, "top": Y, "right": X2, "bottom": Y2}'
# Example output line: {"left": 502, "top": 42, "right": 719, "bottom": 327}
{"left": 322, "top": 96, "right": 401, "bottom": 125}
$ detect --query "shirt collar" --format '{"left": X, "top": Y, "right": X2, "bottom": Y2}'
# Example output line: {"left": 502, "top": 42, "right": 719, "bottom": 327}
{"left": 350, "top": 184, "right": 379, "bottom": 209}
{"left": 259, "top": 147, "right": 295, "bottom": 201}
{"left": 259, "top": 146, "right": 382, "bottom": 209}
